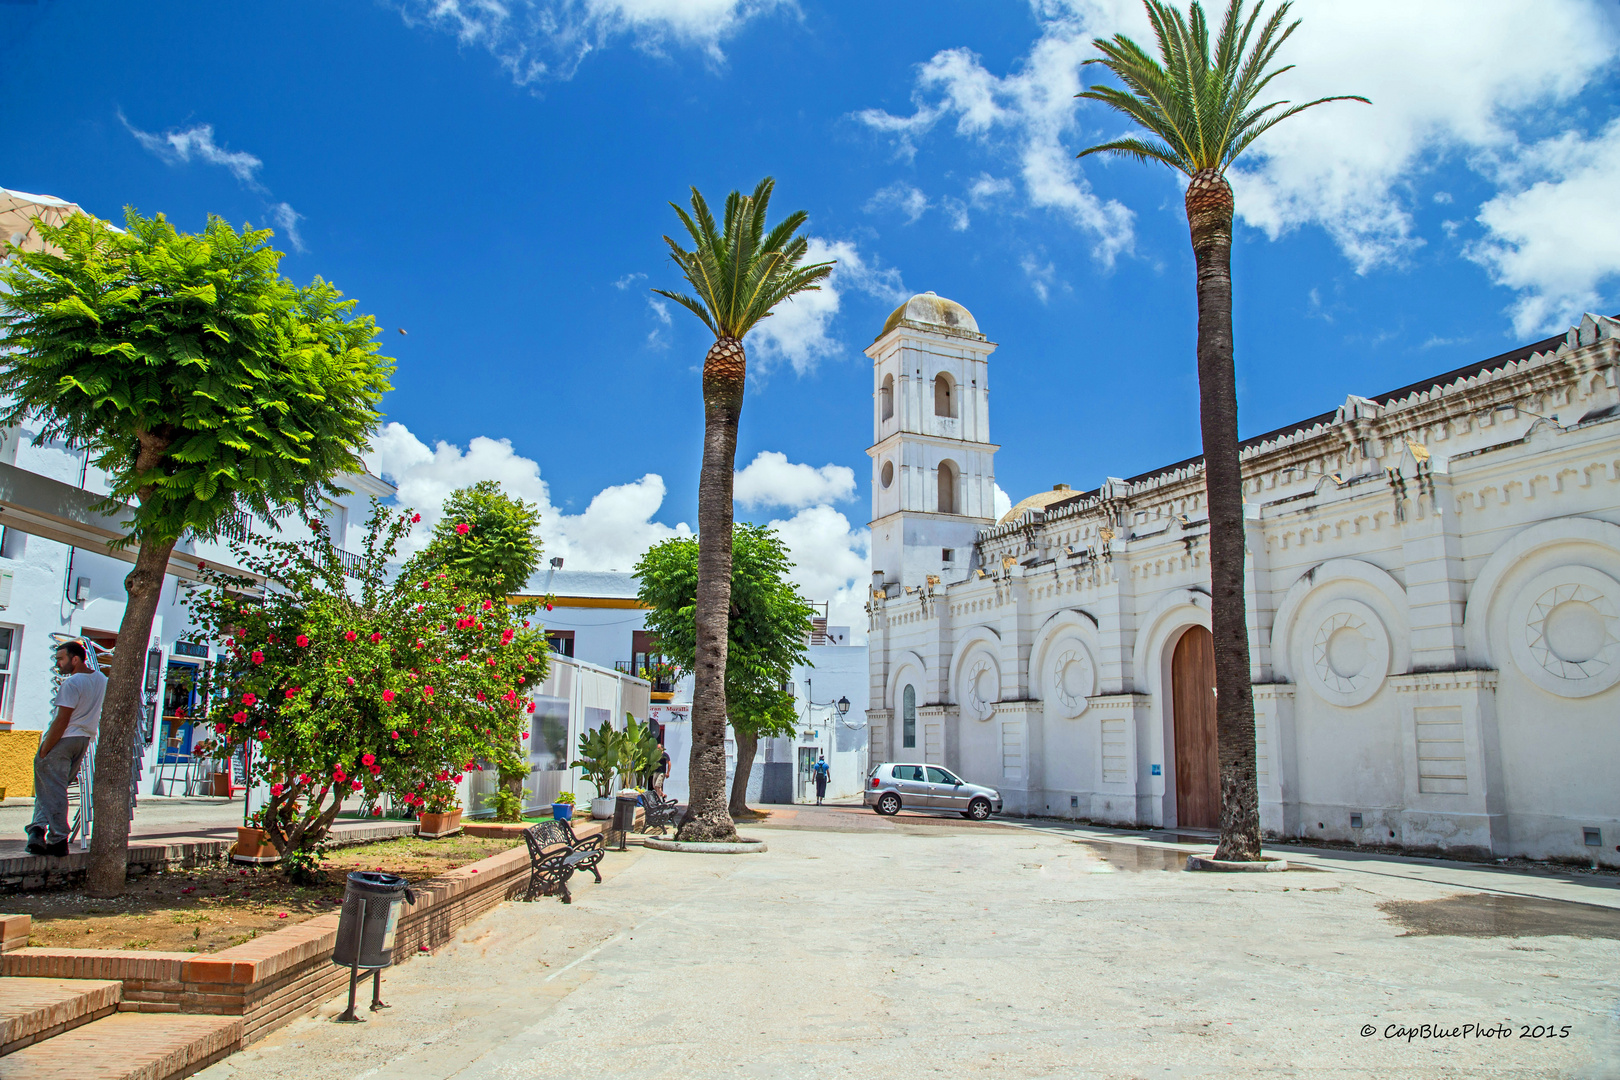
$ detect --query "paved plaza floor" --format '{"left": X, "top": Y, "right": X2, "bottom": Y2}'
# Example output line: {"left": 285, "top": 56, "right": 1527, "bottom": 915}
{"left": 197, "top": 805, "right": 1620, "bottom": 1080}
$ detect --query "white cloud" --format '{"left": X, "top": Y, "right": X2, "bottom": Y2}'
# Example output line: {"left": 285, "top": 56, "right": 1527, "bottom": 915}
{"left": 748, "top": 236, "right": 908, "bottom": 375}
{"left": 392, "top": 0, "right": 788, "bottom": 84}
{"left": 766, "top": 504, "right": 871, "bottom": 638}
{"left": 866, "top": 182, "right": 930, "bottom": 224}
{"left": 1467, "top": 117, "right": 1620, "bottom": 335}
{"left": 855, "top": 1, "right": 1140, "bottom": 264}
{"left": 993, "top": 484, "right": 1012, "bottom": 520}
{"left": 363, "top": 421, "right": 692, "bottom": 573}
{"left": 733, "top": 451, "right": 856, "bottom": 510}
{"left": 614, "top": 272, "right": 647, "bottom": 289}
{"left": 968, "top": 173, "right": 1014, "bottom": 203}
{"left": 1021, "top": 255, "right": 1058, "bottom": 303}
{"left": 120, "top": 112, "right": 308, "bottom": 252}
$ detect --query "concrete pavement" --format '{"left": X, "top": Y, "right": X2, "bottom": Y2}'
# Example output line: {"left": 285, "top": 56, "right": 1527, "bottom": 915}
{"left": 196, "top": 804, "right": 1620, "bottom": 1079}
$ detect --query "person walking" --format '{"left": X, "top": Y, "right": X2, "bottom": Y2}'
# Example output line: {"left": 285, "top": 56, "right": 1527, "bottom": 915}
{"left": 26, "top": 640, "right": 107, "bottom": 857}
{"left": 652, "top": 742, "right": 672, "bottom": 797}
{"left": 812, "top": 754, "right": 830, "bottom": 805}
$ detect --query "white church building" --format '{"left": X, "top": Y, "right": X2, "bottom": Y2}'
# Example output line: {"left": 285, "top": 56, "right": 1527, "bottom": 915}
{"left": 864, "top": 293, "right": 1620, "bottom": 867}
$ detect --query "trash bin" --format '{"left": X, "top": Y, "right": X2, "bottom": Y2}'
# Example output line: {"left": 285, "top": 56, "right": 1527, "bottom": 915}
{"left": 332, "top": 871, "right": 415, "bottom": 1022}
{"left": 612, "top": 791, "right": 639, "bottom": 850}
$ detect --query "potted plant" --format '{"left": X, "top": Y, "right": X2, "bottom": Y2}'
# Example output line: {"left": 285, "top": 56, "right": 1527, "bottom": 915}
{"left": 233, "top": 809, "right": 281, "bottom": 864}
{"left": 418, "top": 780, "right": 464, "bottom": 838}
{"left": 551, "top": 790, "right": 576, "bottom": 822}
{"left": 572, "top": 720, "right": 622, "bottom": 819}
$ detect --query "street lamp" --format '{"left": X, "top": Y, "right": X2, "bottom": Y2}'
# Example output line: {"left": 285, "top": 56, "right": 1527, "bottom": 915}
{"left": 836, "top": 695, "right": 850, "bottom": 717}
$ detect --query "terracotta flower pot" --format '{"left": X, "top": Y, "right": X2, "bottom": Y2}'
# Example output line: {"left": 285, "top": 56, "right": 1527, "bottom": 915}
{"left": 418, "top": 808, "right": 463, "bottom": 838}
{"left": 211, "top": 772, "right": 232, "bottom": 798}
{"left": 232, "top": 826, "right": 281, "bottom": 864}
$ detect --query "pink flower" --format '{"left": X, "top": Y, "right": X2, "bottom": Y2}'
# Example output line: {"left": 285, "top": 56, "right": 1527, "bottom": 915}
{"left": 361, "top": 753, "right": 376, "bottom": 766}
{"left": 500, "top": 629, "right": 515, "bottom": 645}
{"left": 351, "top": 780, "right": 363, "bottom": 791}
{"left": 422, "top": 686, "right": 435, "bottom": 698}
{"left": 271, "top": 783, "right": 285, "bottom": 797}
{"left": 454, "top": 523, "right": 470, "bottom": 535}
{"left": 296, "top": 635, "right": 309, "bottom": 647}
{"left": 526, "top": 701, "right": 536, "bottom": 714}
{"left": 242, "top": 693, "right": 257, "bottom": 706}
{"left": 411, "top": 513, "right": 421, "bottom": 523}
{"left": 334, "top": 768, "right": 347, "bottom": 782}
{"left": 255, "top": 729, "right": 268, "bottom": 740}
{"left": 481, "top": 600, "right": 493, "bottom": 611}
{"left": 521, "top": 731, "right": 529, "bottom": 739}
{"left": 370, "top": 632, "right": 383, "bottom": 643}
{"left": 232, "top": 710, "right": 247, "bottom": 725}
{"left": 411, "top": 728, "right": 418, "bottom": 736}
{"left": 346, "top": 676, "right": 356, "bottom": 686}
{"left": 345, "top": 630, "right": 358, "bottom": 642}
{"left": 437, "top": 770, "right": 449, "bottom": 781}
{"left": 502, "top": 691, "right": 517, "bottom": 703}
{"left": 390, "top": 731, "right": 400, "bottom": 740}
{"left": 453, "top": 774, "right": 463, "bottom": 784}
{"left": 372, "top": 806, "right": 383, "bottom": 816}
{"left": 486, "top": 657, "right": 496, "bottom": 667}
{"left": 382, "top": 690, "right": 396, "bottom": 703}
{"left": 250, "top": 651, "right": 265, "bottom": 665}
{"left": 545, "top": 604, "right": 553, "bottom": 612}
{"left": 285, "top": 687, "right": 299, "bottom": 699}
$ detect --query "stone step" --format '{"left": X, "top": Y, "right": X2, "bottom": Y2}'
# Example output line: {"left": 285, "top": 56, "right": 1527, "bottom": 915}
{"left": 0, "top": 978, "right": 121, "bottom": 1056}
{"left": 0, "top": 1012, "right": 242, "bottom": 1080}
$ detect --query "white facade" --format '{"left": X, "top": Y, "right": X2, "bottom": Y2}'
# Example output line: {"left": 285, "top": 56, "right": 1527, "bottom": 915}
{"left": 868, "top": 297, "right": 1620, "bottom": 868}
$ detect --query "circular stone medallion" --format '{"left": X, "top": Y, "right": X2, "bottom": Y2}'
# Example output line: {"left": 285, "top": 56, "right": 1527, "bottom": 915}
{"left": 1051, "top": 646, "right": 1096, "bottom": 717}
{"left": 962, "top": 656, "right": 999, "bottom": 720}
{"left": 1303, "top": 599, "right": 1391, "bottom": 707}
{"left": 1508, "top": 565, "right": 1620, "bottom": 698}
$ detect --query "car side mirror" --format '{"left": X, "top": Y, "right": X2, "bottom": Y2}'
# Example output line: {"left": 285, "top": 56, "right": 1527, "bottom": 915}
{"left": 954, "top": 780, "right": 963, "bottom": 786}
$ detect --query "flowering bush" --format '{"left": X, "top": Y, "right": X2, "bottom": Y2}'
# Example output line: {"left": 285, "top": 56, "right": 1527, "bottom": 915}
{"left": 185, "top": 500, "right": 548, "bottom": 877}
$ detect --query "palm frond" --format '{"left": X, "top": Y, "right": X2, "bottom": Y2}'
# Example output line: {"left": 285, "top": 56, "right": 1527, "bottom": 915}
{"left": 1075, "top": 0, "right": 1366, "bottom": 179}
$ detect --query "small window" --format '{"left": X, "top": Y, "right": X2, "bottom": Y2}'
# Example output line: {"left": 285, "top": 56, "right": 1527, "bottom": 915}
{"left": 0, "top": 626, "right": 14, "bottom": 721}
{"left": 902, "top": 684, "right": 917, "bottom": 749}
{"left": 937, "top": 460, "right": 958, "bottom": 515}
{"left": 941, "top": 548, "right": 954, "bottom": 562}
{"left": 881, "top": 461, "right": 894, "bottom": 489}
{"left": 546, "top": 630, "right": 575, "bottom": 657}
{"left": 0, "top": 528, "right": 24, "bottom": 560}
{"left": 934, "top": 373, "right": 954, "bottom": 417}
{"left": 880, "top": 374, "right": 895, "bottom": 421}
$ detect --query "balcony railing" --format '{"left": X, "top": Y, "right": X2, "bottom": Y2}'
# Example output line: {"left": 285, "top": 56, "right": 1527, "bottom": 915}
{"left": 615, "top": 660, "right": 676, "bottom": 695}
{"left": 335, "top": 547, "right": 364, "bottom": 579}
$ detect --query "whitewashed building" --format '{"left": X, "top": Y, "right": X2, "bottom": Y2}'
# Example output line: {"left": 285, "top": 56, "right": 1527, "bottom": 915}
{"left": 865, "top": 293, "right": 1620, "bottom": 867}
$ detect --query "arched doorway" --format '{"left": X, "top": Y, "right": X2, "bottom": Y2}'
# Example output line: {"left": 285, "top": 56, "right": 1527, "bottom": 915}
{"left": 1170, "top": 625, "right": 1219, "bottom": 828}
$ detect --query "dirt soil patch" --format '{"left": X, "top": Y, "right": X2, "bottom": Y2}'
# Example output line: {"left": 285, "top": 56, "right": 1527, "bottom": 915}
{"left": 5, "top": 834, "right": 521, "bottom": 953}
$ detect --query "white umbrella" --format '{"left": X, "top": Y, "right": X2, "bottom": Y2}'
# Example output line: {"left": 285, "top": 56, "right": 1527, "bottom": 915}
{"left": 0, "top": 186, "right": 88, "bottom": 257}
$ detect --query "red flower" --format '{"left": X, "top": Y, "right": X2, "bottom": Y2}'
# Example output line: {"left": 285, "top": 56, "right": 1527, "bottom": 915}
{"left": 369, "top": 764, "right": 380, "bottom": 775}
{"left": 242, "top": 693, "right": 258, "bottom": 706}
{"left": 346, "top": 676, "right": 356, "bottom": 686}
{"left": 334, "top": 768, "right": 347, "bottom": 782}
{"left": 526, "top": 701, "right": 536, "bottom": 714}
{"left": 521, "top": 731, "right": 530, "bottom": 739}
{"left": 345, "top": 630, "right": 358, "bottom": 642}
{"left": 382, "top": 690, "right": 396, "bottom": 703}
{"left": 453, "top": 774, "right": 463, "bottom": 784}
{"left": 486, "top": 657, "right": 497, "bottom": 667}
{"left": 545, "top": 604, "right": 553, "bottom": 611}
{"left": 481, "top": 599, "right": 493, "bottom": 611}
{"left": 298, "top": 774, "right": 310, "bottom": 784}
{"left": 197, "top": 560, "right": 207, "bottom": 571}
{"left": 232, "top": 710, "right": 247, "bottom": 725}
{"left": 391, "top": 731, "right": 400, "bottom": 740}
{"left": 502, "top": 691, "right": 517, "bottom": 704}
{"left": 475, "top": 692, "right": 485, "bottom": 702}
{"left": 285, "top": 687, "right": 300, "bottom": 699}
{"left": 295, "top": 635, "right": 309, "bottom": 647}
{"left": 372, "top": 806, "right": 383, "bottom": 816}
{"left": 411, "top": 513, "right": 421, "bottom": 523}
{"left": 236, "top": 629, "right": 247, "bottom": 639}
{"left": 423, "top": 686, "right": 435, "bottom": 697}
{"left": 437, "top": 771, "right": 449, "bottom": 781}
{"left": 255, "top": 729, "right": 268, "bottom": 739}
{"left": 250, "top": 651, "right": 265, "bottom": 665}
{"left": 271, "top": 783, "right": 285, "bottom": 797}
{"left": 370, "top": 632, "right": 383, "bottom": 643}
{"left": 500, "top": 629, "right": 515, "bottom": 645}
{"left": 351, "top": 780, "right": 363, "bottom": 791}
{"left": 268, "top": 634, "right": 276, "bottom": 644}
{"left": 523, "top": 620, "right": 530, "bottom": 628}
{"left": 454, "top": 523, "right": 470, "bottom": 535}
{"left": 361, "top": 753, "right": 376, "bottom": 766}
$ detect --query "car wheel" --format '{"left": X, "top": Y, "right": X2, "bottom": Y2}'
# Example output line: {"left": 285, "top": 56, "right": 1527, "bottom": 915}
{"left": 876, "top": 792, "right": 901, "bottom": 816}
{"left": 967, "top": 797, "right": 992, "bottom": 821}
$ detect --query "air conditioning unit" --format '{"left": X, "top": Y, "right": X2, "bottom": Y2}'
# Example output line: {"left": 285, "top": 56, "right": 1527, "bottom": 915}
{"left": 75, "top": 577, "right": 91, "bottom": 604}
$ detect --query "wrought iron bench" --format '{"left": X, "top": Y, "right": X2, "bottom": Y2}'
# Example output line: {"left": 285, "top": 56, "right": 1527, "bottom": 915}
{"left": 522, "top": 819, "right": 606, "bottom": 904}
{"left": 640, "top": 790, "right": 681, "bottom": 835}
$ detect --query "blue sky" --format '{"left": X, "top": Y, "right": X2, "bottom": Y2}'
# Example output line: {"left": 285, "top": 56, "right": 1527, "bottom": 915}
{"left": 3, "top": 0, "right": 1618, "bottom": 628}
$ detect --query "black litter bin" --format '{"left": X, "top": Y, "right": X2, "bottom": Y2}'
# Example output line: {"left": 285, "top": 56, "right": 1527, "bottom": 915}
{"left": 332, "top": 870, "right": 415, "bottom": 1022}
{"left": 612, "top": 791, "right": 639, "bottom": 850}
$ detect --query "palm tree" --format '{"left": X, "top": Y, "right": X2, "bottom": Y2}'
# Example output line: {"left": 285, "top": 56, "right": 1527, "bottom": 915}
{"left": 654, "top": 177, "right": 833, "bottom": 842}
{"left": 1075, "top": 0, "right": 1365, "bottom": 861}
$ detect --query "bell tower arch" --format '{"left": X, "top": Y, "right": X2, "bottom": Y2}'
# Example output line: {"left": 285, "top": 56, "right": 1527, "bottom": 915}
{"left": 867, "top": 291, "right": 999, "bottom": 589}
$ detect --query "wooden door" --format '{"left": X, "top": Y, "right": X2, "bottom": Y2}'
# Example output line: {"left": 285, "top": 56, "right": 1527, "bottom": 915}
{"left": 1170, "top": 626, "right": 1219, "bottom": 829}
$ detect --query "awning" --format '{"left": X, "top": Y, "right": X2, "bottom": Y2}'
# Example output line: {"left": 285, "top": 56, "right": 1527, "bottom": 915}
{"left": 0, "top": 187, "right": 91, "bottom": 255}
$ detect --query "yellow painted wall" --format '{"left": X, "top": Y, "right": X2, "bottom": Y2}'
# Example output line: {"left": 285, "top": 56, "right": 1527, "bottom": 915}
{"left": 0, "top": 731, "right": 41, "bottom": 798}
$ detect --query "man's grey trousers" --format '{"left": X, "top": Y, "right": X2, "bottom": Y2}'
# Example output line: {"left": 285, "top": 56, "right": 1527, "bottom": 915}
{"left": 28, "top": 736, "right": 90, "bottom": 845}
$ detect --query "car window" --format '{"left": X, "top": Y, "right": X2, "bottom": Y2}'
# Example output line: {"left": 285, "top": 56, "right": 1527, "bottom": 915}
{"left": 926, "top": 767, "right": 954, "bottom": 784}
{"left": 891, "top": 765, "right": 924, "bottom": 781}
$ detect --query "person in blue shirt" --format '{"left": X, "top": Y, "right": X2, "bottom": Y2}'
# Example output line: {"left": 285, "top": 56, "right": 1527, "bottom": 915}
{"left": 812, "top": 754, "right": 830, "bottom": 805}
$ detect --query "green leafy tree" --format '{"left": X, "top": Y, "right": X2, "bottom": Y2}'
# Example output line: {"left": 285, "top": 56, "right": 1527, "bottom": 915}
{"left": 1075, "top": 0, "right": 1365, "bottom": 860}
{"left": 635, "top": 525, "right": 812, "bottom": 818}
{"left": 0, "top": 210, "right": 392, "bottom": 896}
{"left": 184, "top": 501, "right": 548, "bottom": 878}
{"left": 407, "top": 480, "right": 545, "bottom": 820}
{"left": 415, "top": 480, "right": 542, "bottom": 596}
{"left": 653, "top": 179, "right": 832, "bottom": 841}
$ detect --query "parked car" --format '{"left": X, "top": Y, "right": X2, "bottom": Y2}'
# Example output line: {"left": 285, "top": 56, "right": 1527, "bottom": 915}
{"left": 865, "top": 762, "right": 1002, "bottom": 821}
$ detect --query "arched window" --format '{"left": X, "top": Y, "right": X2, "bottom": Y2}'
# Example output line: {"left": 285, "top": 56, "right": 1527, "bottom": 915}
{"left": 937, "top": 459, "right": 958, "bottom": 515}
{"left": 880, "top": 374, "right": 894, "bottom": 421}
{"left": 934, "top": 373, "right": 954, "bottom": 417}
{"left": 902, "top": 684, "right": 916, "bottom": 749}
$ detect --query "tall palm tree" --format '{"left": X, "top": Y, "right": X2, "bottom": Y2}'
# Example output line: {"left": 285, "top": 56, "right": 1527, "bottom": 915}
{"left": 1075, "top": 0, "right": 1366, "bottom": 861}
{"left": 654, "top": 177, "right": 833, "bottom": 842}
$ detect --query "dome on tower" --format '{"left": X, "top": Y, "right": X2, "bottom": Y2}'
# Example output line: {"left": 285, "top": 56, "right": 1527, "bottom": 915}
{"left": 878, "top": 291, "right": 983, "bottom": 341}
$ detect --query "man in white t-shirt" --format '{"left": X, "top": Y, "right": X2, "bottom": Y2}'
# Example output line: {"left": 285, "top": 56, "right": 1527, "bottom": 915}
{"left": 26, "top": 641, "right": 108, "bottom": 857}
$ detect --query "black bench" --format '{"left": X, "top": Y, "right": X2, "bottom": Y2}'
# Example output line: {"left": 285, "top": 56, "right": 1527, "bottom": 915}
{"left": 522, "top": 819, "right": 606, "bottom": 904}
{"left": 640, "top": 790, "right": 681, "bottom": 835}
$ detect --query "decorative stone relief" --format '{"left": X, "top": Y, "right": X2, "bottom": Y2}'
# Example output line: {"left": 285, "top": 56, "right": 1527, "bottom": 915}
{"left": 1508, "top": 565, "right": 1620, "bottom": 698}
{"left": 962, "top": 655, "right": 1000, "bottom": 720}
{"left": 1050, "top": 644, "right": 1096, "bottom": 718}
{"left": 1303, "top": 598, "right": 1391, "bottom": 707}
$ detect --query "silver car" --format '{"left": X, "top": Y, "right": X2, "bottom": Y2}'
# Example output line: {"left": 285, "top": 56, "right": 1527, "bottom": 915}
{"left": 865, "top": 762, "right": 1003, "bottom": 821}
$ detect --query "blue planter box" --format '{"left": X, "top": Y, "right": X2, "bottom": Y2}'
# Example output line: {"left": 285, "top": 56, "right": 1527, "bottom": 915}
{"left": 551, "top": 802, "right": 574, "bottom": 821}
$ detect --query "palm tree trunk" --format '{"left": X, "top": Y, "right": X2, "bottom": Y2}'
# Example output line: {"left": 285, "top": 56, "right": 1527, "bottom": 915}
{"left": 84, "top": 534, "right": 177, "bottom": 897}
{"left": 679, "top": 336, "right": 746, "bottom": 843}
{"left": 728, "top": 728, "right": 757, "bottom": 818}
{"left": 1185, "top": 170, "right": 1262, "bottom": 862}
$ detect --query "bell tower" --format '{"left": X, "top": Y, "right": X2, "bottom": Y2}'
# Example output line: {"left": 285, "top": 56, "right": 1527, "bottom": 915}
{"left": 866, "top": 292, "right": 999, "bottom": 589}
